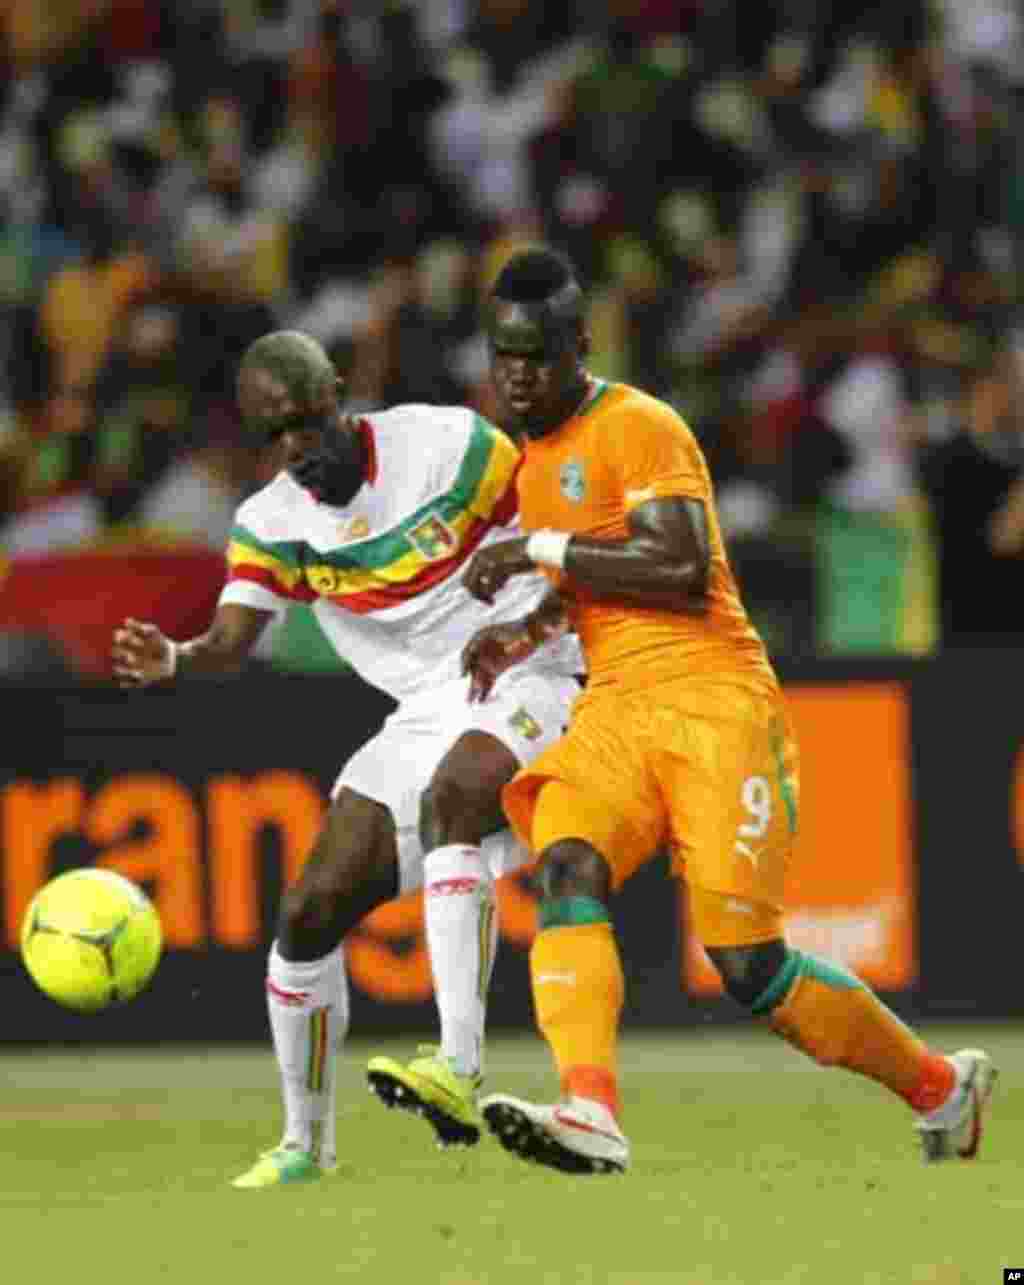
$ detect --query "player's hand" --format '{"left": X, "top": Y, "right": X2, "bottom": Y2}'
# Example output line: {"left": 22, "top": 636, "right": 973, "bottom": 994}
{"left": 111, "top": 618, "right": 175, "bottom": 687}
{"left": 463, "top": 537, "right": 533, "bottom": 605}
{"left": 461, "top": 622, "right": 537, "bottom": 702}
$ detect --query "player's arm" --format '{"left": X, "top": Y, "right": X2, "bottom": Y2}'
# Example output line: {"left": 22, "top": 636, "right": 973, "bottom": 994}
{"left": 461, "top": 588, "right": 569, "bottom": 702}
{"left": 111, "top": 602, "right": 274, "bottom": 686}
{"left": 557, "top": 495, "right": 710, "bottom": 610}
{"left": 987, "top": 472, "right": 1024, "bottom": 555}
{"left": 464, "top": 498, "right": 710, "bottom": 612}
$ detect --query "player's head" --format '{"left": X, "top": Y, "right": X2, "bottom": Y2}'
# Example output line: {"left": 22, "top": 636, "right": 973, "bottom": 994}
{"left": 486, "top": 247, "right": 590, "bottom": 440}
{"left": 237, "top": 330, "right": 344, "bottom": 470}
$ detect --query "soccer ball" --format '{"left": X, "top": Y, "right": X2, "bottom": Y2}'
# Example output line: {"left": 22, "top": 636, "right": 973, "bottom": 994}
{"left": 20, "top": 869, "right": 163, "bottom": 1012}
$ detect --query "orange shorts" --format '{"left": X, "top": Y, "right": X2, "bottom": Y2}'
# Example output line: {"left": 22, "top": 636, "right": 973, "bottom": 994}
{"left": 502, "top": 678, "right": 800, "bottom": 945}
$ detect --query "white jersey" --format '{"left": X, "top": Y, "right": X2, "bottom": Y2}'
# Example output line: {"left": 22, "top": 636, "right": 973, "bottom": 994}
{"left": 219, "top": 403, "right": 581, "bottom": 701}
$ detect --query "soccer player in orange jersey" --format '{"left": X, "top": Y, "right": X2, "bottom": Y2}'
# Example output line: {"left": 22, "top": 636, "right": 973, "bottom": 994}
{"left": 462, "top": 247, "right": 995, "bottom": 1174}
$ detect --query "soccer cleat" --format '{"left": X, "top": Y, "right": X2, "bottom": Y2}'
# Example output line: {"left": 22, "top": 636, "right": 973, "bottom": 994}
{"left": 914, "top": 1048, "right": 997, "bottom": 1163}
{"left": 231, "top": 1144, "right": 336, "bottom": 1188}
{"left": 367, "top": 1046, "right": 482, "bottom": 1148}
{"left": 481, "top": 1093, "right": 629, "bottom": 1175}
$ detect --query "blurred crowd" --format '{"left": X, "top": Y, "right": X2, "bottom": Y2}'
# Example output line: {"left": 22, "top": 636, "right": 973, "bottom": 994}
{"left": 1, "top": 0, "right": 1023, "bottom": 674}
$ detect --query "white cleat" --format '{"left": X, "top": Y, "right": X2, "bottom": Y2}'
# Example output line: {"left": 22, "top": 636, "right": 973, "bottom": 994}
{"left": 481, "top": 1093, "right": 629, "bottom": 1175}
{"left": 914, "top": 1048, "right": 997, "bottom": 1163}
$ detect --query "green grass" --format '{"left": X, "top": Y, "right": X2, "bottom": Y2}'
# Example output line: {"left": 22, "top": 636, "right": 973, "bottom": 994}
{"left": 3, "top": 1025, "right": 1022, "bottom": 1285}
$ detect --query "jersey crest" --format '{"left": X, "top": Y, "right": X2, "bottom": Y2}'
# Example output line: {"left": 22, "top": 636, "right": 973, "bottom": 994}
{"left": 342, "top": 515, "right": 371, "bottom": 540}
{"left": 509, "top": 706, "right": 543, "bottom": 740}
{"left": 407, "top": 512, "right": 457, "bottom": 561}
{"left": 559, "top": 458, "right": 586, "bottom": 502}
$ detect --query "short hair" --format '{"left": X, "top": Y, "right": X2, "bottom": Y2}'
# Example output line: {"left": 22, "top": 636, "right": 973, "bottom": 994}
{"left": 491, "top": 247, "right": 580, "bottom": 303}
{"left": 239, "top": 330, "right": 336, "bottom": 406}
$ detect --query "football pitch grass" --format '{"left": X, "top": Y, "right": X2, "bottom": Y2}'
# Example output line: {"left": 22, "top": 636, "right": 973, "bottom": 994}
{"left": 3, "top": 1024, "right": 1022, "bottom": 1285}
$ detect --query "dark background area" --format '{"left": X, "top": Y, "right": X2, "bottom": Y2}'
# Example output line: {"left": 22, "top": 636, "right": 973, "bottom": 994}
{"left": 3, "top": 653, "right": 1021, "bottom": 1043}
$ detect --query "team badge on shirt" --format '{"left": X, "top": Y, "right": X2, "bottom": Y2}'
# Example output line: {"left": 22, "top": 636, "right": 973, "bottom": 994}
{"left": 343, "top": 516, "right": 370, "bottom": 540}
{"left": 559, "top": 459, "right": 586, "bottom": 502}
{"left": 307, "top": 566, "right": 342, "bottom": 595}
{"left": 509, "top": 706, "right": 543, "bottom": 740}
{"left": 408, "top": 512, "right": 457, "bottom": 560}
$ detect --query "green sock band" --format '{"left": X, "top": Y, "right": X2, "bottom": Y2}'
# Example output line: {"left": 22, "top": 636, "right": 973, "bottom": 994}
{"left": 750, "top": 948, "right": 865, "bottom": 1015}
{"left": 537, "top": 896, "right": 610, "bottom": 931}
{"left": 750, "top": 949, "right": 801, "bottom": 1015}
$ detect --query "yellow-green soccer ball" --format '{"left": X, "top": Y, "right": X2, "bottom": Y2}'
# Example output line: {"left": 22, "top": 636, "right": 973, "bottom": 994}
{"left": 20, "top": 869, "right": 163, "bottom": 1012}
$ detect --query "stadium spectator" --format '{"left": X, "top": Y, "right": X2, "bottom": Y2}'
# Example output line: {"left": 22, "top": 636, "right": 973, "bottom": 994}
{"left": 91, "top": 302, "right": 191, "bottom": 525}
{"left": 37, "top": 213, "right": 155, "bottom": 398}
{"left": 1, "top": 0, "right": 1022, "bottom": 662}
{"left": 920, "top": 340, "right": 1024, "bottom": 647}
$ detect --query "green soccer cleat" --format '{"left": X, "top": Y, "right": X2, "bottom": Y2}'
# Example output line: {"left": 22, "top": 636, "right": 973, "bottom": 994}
{"left": 231, "top": 1144, "right": 336, "bottom": 1189}
{"left": 367, "top": 1046, "right": 482, "bottom": 1148}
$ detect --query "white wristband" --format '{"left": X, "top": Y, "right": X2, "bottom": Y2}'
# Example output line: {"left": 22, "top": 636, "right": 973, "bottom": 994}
{"left": 526, "top": 529, "right": 572, "bottom": 571}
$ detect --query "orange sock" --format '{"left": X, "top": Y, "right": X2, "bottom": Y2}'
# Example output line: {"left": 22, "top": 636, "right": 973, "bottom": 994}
{"left": 758, "top": 951, "right": 955, "bottom": 1112}
{"left": 530, "top": 919, "right": 624, "bottom": 1119}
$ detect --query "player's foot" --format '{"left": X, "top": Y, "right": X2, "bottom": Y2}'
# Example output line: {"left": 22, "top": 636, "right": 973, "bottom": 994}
{"left": 914, "top": 1048, "right": 997, "bottom": 1163}
{"left": 481, "top": 1093, "right": 629, "bottom": 1175}
{"left": 367, "top": 1045, "right": 482, "bottom": 1148}
{"left": 231, "top": 1143, "right": 336, "bottom": 1188}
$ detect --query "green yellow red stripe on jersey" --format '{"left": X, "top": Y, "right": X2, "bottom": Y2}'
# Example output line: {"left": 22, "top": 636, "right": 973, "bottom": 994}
{"left": 226, "top": 415, "right": 518, "bottom": 613}
{"left": 307, "top": 1007, "right": 328, "bottom": 1093}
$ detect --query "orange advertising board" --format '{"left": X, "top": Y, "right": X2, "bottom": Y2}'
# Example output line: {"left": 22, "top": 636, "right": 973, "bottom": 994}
{"left": 1014, "top": 743, "right": 1024, "bottom": 871}
{"left": 0, "top": 770, "right": 538, "bottom": 1005}
{"left": 0, "top": 683, "right": 916, "bottom": 1007}
{"left": 684, "top": 682, "right": 917, "bottom": 995}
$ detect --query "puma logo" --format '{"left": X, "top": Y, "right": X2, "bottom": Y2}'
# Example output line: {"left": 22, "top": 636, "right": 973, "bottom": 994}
{"left": 734, "top": 840, "right": 760, "bottom": 866}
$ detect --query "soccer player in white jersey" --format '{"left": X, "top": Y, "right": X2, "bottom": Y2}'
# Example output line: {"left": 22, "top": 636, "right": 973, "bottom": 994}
{"left": 112, "top": 330, "right": 581, "bottom": 1187}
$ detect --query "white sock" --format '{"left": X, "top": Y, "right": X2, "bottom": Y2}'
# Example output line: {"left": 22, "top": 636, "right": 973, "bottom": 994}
{"left": 423, "top": 843, "right": 497, "bottom": 1078}
{"left": 266, "top": 942, "right": 349, "bottom": 1163}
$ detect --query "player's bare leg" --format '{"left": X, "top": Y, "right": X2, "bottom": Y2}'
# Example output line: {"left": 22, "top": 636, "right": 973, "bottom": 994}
{"left": 233, "top": 788, "right": 399, "bottom": 1188}
{"left": 480, "top": 821, "right": 629, "bottom": 1175}
{"left": 367, "top": 731, "right": 513, "bottom": 1148}
{"left": 703, "top": 913, "right": 996, "bottom": 1165}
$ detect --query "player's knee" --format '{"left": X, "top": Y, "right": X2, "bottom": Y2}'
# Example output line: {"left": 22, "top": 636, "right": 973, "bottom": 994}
{"left": 419, "top": 772, "right": 504, "bottom": 849}
{"left": 538, "top": 839, "right": 612, "bottom": 903}
{"left": 420, "top": 776, "right": 470, "bottom": 842}
{"left": 279, "top": 796, "right": 397, "bottom": 958}
{"left": 279, "top": 868, "right": 339, "bottom": 950}
{"left": 705, "top": 939, "right": 789, "bottom": 1009}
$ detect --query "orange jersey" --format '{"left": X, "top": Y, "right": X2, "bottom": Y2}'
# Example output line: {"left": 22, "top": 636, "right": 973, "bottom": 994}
{"left": 516, "top": 379, "right": 777, "bottom": 693}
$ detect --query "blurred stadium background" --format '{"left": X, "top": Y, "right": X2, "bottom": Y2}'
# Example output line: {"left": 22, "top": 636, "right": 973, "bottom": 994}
{"left": 1, "top": 0, "right": 1023, "bottom": 667}
{"left": 0, "top": 4, "right": 1022, "bottom": 1280}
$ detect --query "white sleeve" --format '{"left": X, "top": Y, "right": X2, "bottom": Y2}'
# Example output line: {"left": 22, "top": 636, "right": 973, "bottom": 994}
{"left": 218, "top": 579, "right": 288, "bottom": 615}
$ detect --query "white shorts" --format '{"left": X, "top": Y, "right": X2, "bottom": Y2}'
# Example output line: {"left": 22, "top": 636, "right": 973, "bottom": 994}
{"left": 333, "top": 665, "right": 580, "bottom": 893}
